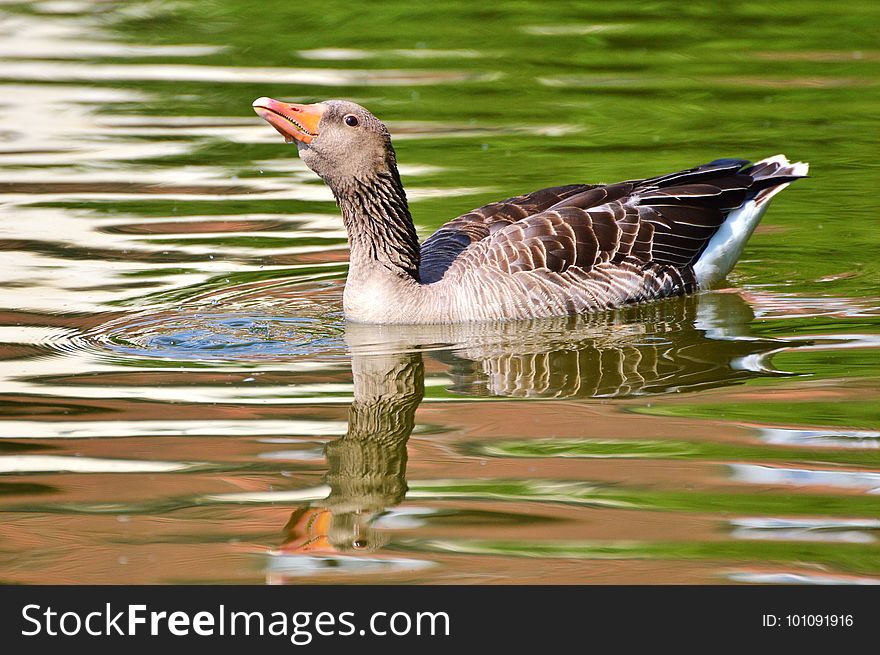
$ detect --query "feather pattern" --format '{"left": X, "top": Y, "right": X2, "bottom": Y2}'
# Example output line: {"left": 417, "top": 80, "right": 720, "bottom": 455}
{"left": 419, "top": 184, "right": 592, "bottom": 282}
{"left": 398, "top": 156, "right": 806, "bottom": 322}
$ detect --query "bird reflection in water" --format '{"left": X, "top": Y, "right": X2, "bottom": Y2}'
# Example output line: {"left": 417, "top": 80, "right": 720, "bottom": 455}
{"left": 268, "top": 292, "right": 801, "bottom": 578}
{"left": 276, "top": 352, "right": 420, "bottom": 555}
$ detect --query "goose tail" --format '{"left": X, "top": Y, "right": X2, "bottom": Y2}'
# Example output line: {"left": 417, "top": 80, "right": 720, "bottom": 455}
{"left": 693, "top": 154, "right": 808, "bottom": 288}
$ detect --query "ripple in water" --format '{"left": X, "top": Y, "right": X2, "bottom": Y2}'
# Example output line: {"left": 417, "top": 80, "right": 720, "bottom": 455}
{"left": 83, "top": 311, "right": 346, "bottom": 363}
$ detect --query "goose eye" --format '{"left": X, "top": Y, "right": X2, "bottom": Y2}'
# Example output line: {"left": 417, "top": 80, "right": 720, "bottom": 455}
{"left": 343, "top": 114, "right": 359, "bottom": 127}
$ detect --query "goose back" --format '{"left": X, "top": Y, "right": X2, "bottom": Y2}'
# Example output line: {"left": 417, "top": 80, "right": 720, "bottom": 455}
{"left": 416, "top": 158, "right": 804, "bottom": 321}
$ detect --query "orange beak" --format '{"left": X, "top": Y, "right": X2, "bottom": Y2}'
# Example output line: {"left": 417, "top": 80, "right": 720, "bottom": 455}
{"left": 252, "top": 97, "right": 325, "bottom": 144}
{"left": 280, "top": 507, "right": 337, "bottom": 554}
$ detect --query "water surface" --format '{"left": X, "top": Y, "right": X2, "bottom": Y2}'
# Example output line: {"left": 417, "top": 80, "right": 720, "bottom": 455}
{"left": 0, "top": 0, "right": 878, "bottom": 584}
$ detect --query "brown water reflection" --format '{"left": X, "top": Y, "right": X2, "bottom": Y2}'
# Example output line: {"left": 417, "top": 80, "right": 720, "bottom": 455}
{"left": 249, "top": 294, "right": 810, "bottom": 582}
{"left": 0, "top": 291, "right": 830, "bottom": 584}
{"left": 2, "top": 275, "right": 879, "bottom": 584}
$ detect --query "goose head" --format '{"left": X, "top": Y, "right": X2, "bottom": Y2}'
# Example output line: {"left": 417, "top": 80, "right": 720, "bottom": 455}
{"left": 252, "top": 97, "right": 398, "bottom": 186}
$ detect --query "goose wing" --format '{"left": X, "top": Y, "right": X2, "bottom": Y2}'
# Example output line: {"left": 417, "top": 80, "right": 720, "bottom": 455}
{"left": 419, "top": 183, "right": 596, "bottom": 283}
{"left": 441, "top": 158, "right": 795, "bottom": 280}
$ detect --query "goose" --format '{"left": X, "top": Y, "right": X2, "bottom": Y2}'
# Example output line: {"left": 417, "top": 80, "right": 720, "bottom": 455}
{"left": 253, "top": 97, "right": 808, "bottom": 324}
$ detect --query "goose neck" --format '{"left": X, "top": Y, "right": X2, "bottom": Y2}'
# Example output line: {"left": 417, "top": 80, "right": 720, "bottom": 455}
{"left": 333, "top": 171, "right": 421, "bottom": 282}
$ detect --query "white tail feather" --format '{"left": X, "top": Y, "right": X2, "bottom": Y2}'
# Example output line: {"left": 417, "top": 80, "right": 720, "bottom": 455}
{"left": 693, "top": 155, "right": 808, "bottom": 288}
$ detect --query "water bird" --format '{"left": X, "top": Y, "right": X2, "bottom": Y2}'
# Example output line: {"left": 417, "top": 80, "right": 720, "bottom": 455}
{"left": 253, "top": 97, "right": 807, "bottom": 324}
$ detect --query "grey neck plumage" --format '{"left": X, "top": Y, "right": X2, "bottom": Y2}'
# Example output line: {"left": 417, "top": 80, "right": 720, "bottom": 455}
{"left": 332, "top": 168, "right": 421, "bottom": 283}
